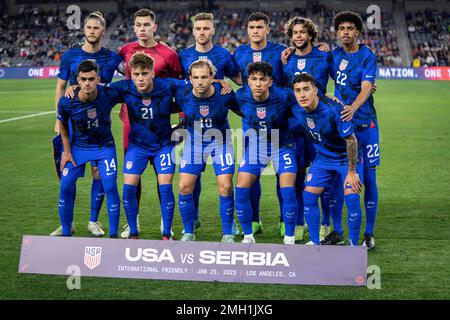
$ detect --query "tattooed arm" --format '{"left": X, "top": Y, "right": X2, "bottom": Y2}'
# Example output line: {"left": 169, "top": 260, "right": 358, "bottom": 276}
{"left": 344, "top": 133, "right": 362, "bottom": 193}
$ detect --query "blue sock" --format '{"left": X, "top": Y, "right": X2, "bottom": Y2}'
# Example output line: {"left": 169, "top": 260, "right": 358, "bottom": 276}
{"left": 219, "top": 194, "right": 234, "bottom": 235}
{"left": 280, "top": 187, "right": 298, "bottom": 237}
{"left": 59, "top": 177, "right": 77, "bottom": 236}
{"left": 364, "top": 167, "right": 378, "bottom": 236}
{"left": 320, "top": 188, "right": 331, "bottom": 226}
{"left": 295, "top": 170, "right": 305, "bottom": 226}
{"left": 123, "top": 184, "right": 139, "bottom": 236}
{"left": 159, "top": 184, "right": 175, "bottom": 237}
{"left": 102, "top": 178, "right": 120, "bottom": 237}
{"left": 179, "top": 193, "right": 195, "bottom": 234}
{"left": 90, "top": 178, "right": 104, "bottom": 222}
{"left": 276, "top": 176, "right": 283, "bottom": 222}
{"left": 303, "top": 191, "right": 320, "bottom": 244}
{"left": 345, "top": 193, "right": 363, "bottom": 245}
{"left": 235, "top": 187, "right": 253, "bottom": 235}
{"left": 330, "top": 177, "right": 344, "bottom": 234}
{"left": 193, "top": 176, "right": 201, "bottom": 221}
{"left": 250, "top": 179, "right": 261, "bottom": 222}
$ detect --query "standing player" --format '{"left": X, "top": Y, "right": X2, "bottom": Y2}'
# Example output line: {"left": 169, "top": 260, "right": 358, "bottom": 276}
{"left": 331, "top": 11, "right": 378, "bottom": 249}
{"left": 174, "top": 59, "right": 242, "bottom": 242}
{"left": 51, "top": 11, "right": 123, "bottom": 237}
{"left": 235, "top": 62, "right": 299, "bottom": 245}
{"left": 57, "top": 60, "right": 121, "bottom": 237}
{"left": 290, "top": 73, "right": 363, "bottom": 246}
{"left": 118, "top": 8, "right": 183, "bottom": 239}
{"left": 178, "top": 12, "right": 242, "bottom": 235}
{"left": 106, "top": 53, "right": 178, "bottom": 240}
{"left": 233, "top": 12, "right": 288, "bottom": 235}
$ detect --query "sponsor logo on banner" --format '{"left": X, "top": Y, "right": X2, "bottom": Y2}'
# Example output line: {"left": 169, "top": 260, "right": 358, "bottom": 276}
{"left": 87, "top": 108, "right": 97, "bottom": 119}
{"left": 297, "top": 59, "right": 306, "bottom": 70}
{"left": 307, "top": 117, "right": 315, "bottom": 129}
{"left": 84, "top": 247, "right": 102, "bottom": 270}
{"left": 126, "top": 161, "right": 133, "bottom": 170}
{"left": 199, "top": 105, "right": 209, "bottom": 116}
{"left": 256, "top": 107, "right": 266, "bottom": 119}
{"left": 253, "top": 52, "right": 262, "bottom": 62}
{"left": 142, "top": 97, "right": 151, "bottom": 106}
{"left": 339, "top": 59, "right": 349, "bottom": 71}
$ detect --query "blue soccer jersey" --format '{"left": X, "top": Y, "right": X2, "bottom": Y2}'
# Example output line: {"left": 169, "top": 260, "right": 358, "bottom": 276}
{"left": 57, "top": 47, "right": 123, "bottom": 85}
{"left": 107, "top": 78, "right": 181, "bottom": 152}
{"left": 290, "top": 96, "right": 357, "bottom": 166}
{"left": 179, "top": 45, "right": 240, "bottom": 80}
{"left": 233, "top": 41, "right": 287, "bottom": 86}
{"left": 332, "top": 45, "right": 377, "bottom": 127}
{"left": 283, "top": 46, "right": 334, "bottom": 95}
{"left": 57, "top": 85, "right": 122, "bottom": 148}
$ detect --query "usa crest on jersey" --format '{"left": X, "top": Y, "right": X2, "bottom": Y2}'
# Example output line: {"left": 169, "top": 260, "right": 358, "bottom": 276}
{"left": 307, "top": 117, "right": 315, "bottom": 129}
{"left": 142, "top": 96, "right": 152, "bottom": 106}
{"left": 199, "top": 56, "right": 209, "bottom": 61}
{"left": 126, "top": 161, "right": 133, "bottom": 170}
{"left": 84, "top": 246, "right": 102, "bottom": 270}
{"left": 253, "top": 52, "right": 262, "bottom": 62}
{"left": 87, "top": 108, "right": 97, "bottom": 119}
{"left": 199, "top": 105, "right": 209, "bottom": 116}
{"left": 256, "top": 107, "right": 266, "bottom": 119}
{"left": 339, "top": 59, "right": 349, "bottom": 71}
{"left": 297, "top": 59, "right": 306, "bottom": 70}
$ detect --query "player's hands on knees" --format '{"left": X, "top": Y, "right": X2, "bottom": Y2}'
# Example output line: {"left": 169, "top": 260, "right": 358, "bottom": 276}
{"left": 344, "top": 172, "right": 362, "bottom": 194}
{"left": 54, "top": 120, "right": 60, "bottom": 134}
{"left": 215, "top": 79, "right": 232, "bottom": 95}
{"left": 60, "top": 152, "right": 77, "bottom": 171}
{"left": 65, "top": 85, "right": 79, "bottom": 99}
{"left": 281, "top": 47, "right": 294, "bottom": 64}
{"left": 371, "top": 82, "right": 378, "bottom": 94}
{"left": 341, "top": 105, "right": 355, "bottom": 121}
{"left": 317, "top": 42, "right": 331, "bottom": 52}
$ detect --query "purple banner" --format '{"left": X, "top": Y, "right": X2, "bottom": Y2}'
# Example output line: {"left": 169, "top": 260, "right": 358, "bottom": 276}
{"left": 378, "top": 66, "right": 450, "bottom": 80}
{"left": 19, "top": 235, "right": 367, "bottom": 286}
{"left": 0, "top": 67, "right": 124, "bottom": 79}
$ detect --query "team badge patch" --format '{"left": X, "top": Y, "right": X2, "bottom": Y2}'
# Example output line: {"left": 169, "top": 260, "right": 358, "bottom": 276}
{"left": 87, "top": 108, "right": 97, "bottom": 119}
{"left": 256, "top": 107, "right": 266, "bottom": 119}
{"left": 83, "top": 247, "right": 102, "bottom": 270}
{"left": 339, "top": 59, "right": 349, "bottom": 71}
{"left": 180, "top": 160, "right": 186, "bottom": 169}
{"left": 297, "top": 59, "right": 306, "bottom": 70}
{"left": 142, "top": 97, "right": 152, "bottom": 106}
{"left": 199, "top": 105, "right": 209, "bottom": 117}
{"left": 198, "top": 56, "right": 208, "bottom": 61}
{"left": 306, "top": 173, "right": 312, "bottom": 182}
{"left": 253, "top": 52, "right": 262, "bottom": 62}
{"left": 62, "top": 168, "right": 69, "bottom": 176}
{"left": 307, "top": 117, "right": 315, "bottom": 129}
{"left": 126, "top": 161, "right": 133, "bottom": 170}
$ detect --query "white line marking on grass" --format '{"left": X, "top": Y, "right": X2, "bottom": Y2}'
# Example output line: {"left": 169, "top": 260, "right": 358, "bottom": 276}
{"left": 0, "top": 110, "right": 50, "bottom": 114}
{"left": 0, "top": 111, "right": 55, "bottom": 124}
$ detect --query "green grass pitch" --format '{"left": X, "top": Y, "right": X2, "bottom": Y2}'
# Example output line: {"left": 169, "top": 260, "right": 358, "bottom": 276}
{"left": 0, "top": 79, "right": 449, "bottom": 299}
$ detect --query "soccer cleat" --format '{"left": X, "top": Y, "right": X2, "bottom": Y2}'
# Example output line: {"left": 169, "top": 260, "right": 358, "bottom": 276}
{"left": 180, "top": 233, "right": 196, "bottom": 241}
{"left": 231, "top": 219, "right": 241, "bottom": 236}
{"left": 87, "top": 221, "right": 105, "bottom": 237}
{"left": 319, "top": 225, "right": 331, "bottom": 241}
{"left": 241, "top": 234, "right": 256, "bottom": 244}
{"left": 320, "top": 231, "right": 345, "bottom": 245}
{"left": 283, "top": 235, "right": 295, "bottom": 245}
{"left": 278, "top": 221, "right": 285, "bottom": 237}
{"left": 50, "top": 223, "right": 75, "bottom": 236}
{"left": 128, "top": 234, "right": 139, "bottom": 240}
{"left": 305, "top": 241, "right": 319, "bottom": 245}
{"left": 121, "top": 216, "right": 141, "bottom": 239}
{"left": 221, "top": 235, "right": 235, "bottom": 243}
{"left": 180, "top": 219, "right": 201, "bottom": 235}
{"left": 252, "top": 221, "right": 263, "bottom": 234}
{"left": 362, "top": 234, "right": 375, "bottom": 250}
{"left": 162, "top": 235, "right": 172, "bottom": 241}
{"left": 294, "top": 224, "right": 308, "bottom": 242}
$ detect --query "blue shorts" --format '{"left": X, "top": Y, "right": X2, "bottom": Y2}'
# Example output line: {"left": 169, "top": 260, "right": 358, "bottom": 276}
{"left": 123, "top": 143, "right": 175, "bottom": 175}
{"left": 179, "top": 140, "right": 235, "bottom": 176}
{"left": 356, "top": 123, "right": 380, "bottom": 167}
{"left": 305, "top": 156, "right": 364, "bottom": 189}
{"left": 293, "top": 134, "right": 316, "bottom": 169}
{"left": 61, "top": 145, "right": 118, "bottom": 180}
{"left": 238, "top": 145, "right": 297, "bottom": 177}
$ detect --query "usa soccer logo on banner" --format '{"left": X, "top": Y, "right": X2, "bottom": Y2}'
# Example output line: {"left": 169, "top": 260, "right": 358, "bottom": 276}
{"left": 84, "top": 247, "right": 102, "bottom": 270}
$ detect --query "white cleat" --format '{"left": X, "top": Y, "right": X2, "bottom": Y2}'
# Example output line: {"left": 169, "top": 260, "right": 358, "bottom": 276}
{"left": 87, "top": 221, "right": 105, "bottom": 237}
{"left": 221, "top": 235, "right": 235, "bottom": 243}
{"left": 50, "top": 223, "right": 75, "bottom": 236}
{"left": 305, "top": 241, "right": 319, "bottom": 245}
{"left": 283, "top": 235, "right": 295, "bottom": 245}
{"left": 241, "top": 234, "right": 256, "bottom": 244}
{"left": 160, "top": 217, "right": 174, "bottom": 237}
{"left": 320, "top": 225, "right": 331, "bottom": 241}
{"left": 121, "top": 216, "right": 140, "bottom": 239}
{"left": 180, "top": 233, "right": 196, "bottom": 241}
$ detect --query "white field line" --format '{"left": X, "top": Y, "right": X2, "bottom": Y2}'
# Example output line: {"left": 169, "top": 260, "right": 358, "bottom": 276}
{"left": 0, "top": 111, "right": 55, "bottom": 123}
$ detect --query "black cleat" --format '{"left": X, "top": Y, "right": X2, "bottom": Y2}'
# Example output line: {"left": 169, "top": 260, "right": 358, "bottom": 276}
{"left": 362, "top": 234, "right": 375, "bottom": 250}
{"left": 320, "top": 231, "right": 345, "bottom": 245}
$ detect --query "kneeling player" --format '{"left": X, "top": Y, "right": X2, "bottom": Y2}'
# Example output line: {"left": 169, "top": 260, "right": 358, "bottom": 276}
{"left": 290, "top": 73, "right": 363, "bottom": 245}
{"left": 174, "top": 59, "right": 242, "bottom": 242}
{"left": 235, "top": 62, "right": 299, "bottom": 245}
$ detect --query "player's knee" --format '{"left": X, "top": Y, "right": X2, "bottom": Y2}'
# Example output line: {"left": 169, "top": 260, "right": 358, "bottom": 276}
{"left": 218, "top": 182, "right": 233, "bottom": 197}
{"left": 178, "top": 180, "right": 194, "bottom": 195}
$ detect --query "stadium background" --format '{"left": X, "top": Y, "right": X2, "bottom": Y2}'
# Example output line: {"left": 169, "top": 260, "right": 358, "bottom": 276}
{"left": 0, "top": 0, "right": 449, "bottom": 299}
